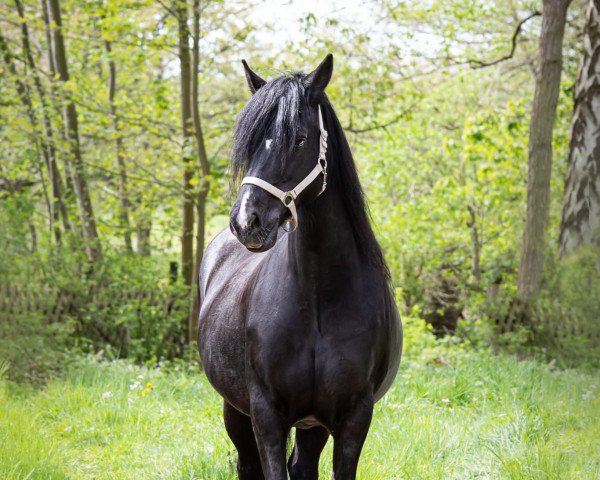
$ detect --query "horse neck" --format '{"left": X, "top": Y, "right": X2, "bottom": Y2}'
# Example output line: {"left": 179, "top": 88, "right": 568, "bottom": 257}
{"left": 287, "top": 176, "right": 360, "bottom": 280}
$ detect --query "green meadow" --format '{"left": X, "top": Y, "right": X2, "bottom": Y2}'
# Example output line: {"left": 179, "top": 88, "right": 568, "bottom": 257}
{"left": 1, "top": 350, "right": 598, "bottom": 480}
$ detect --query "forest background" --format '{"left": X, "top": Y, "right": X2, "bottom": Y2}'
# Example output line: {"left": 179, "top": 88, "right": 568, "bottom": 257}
{"left": 1, "top": 0, "right": 600, "bottom": 478}
{"left": 0, "top": 0, "right": 598, "bottom": 379}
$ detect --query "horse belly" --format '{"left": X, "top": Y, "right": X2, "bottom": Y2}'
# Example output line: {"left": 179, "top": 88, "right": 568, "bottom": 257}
{"left": 246, "top": 318, "right": 317, "bottom": 413}
{"left": 312, "top": 308, "right": 401, "bottom": 412}
{"left": 313, "top": 333, "right": 376, "bottom": 400}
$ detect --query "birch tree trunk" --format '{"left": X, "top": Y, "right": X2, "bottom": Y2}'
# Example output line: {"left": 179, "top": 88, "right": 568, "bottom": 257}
{"left": 46, "top": 0, "right": 102, "bottom": 263}
{"left": 558, "top": 0, "right": 600, "bottom": 255}
{"left": 517, "top": 0, "right": 572, "bottom": 301}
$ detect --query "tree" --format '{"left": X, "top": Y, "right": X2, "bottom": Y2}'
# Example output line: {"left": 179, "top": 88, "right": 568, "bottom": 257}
{"left": 46, "top": 0, "right": 102, "bottom": 263}
{"left": 175, "top": 0, "right": 195, "bottom": 290}
{"left": 0, "top": 33, "right": 46, "bottom": 250}
{"left": 558, "top": 0, "right": 600, "bottom": 256}
{"left": 517, "top": 0, "right": 572, "bottom": 301}
{"left": 189, "top": 0, "right": 211, "bottom": 343}
{"left": 104, "top": 36, "right": 133, "bottom": 253}
{"left": 14, "top": 0, "right": 71, "bottom": 244}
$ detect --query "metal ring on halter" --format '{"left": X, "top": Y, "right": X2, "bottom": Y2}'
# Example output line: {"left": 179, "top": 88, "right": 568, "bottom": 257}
{"left": 283, "top": 193, "right": 294, "bottom": 206}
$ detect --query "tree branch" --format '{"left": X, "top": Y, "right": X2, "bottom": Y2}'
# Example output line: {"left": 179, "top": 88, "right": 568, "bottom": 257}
{"left": 467, "top": 11, "right": 541, "bottom": 68}
{"left": 345, "top": 101, "right": 420, "bottom": 134}
{"left": 155, "top": 0, "right": 177, "bottom": 18}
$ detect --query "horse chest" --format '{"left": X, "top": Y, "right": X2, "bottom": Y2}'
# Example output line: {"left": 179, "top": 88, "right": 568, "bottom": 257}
{"left": 245, "top": 287, "right": 382, "bottom": 404}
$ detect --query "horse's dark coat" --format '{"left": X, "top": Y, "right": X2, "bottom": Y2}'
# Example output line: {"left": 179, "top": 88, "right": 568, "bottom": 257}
{"left": 198, "top": 54, "right": 402, "bottom": 480}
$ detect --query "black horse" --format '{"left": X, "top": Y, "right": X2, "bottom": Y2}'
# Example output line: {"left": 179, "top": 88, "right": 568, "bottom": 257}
{"left": 198, "top": 54, "right": 402, "bottom": 480}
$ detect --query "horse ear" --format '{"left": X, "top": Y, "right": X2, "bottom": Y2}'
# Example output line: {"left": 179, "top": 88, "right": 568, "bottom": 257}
{"left": 304, "top": 54, "right": 333, "bottom": 93}
{"left": 241, "top": 59, "right": 266, "bottom": 94}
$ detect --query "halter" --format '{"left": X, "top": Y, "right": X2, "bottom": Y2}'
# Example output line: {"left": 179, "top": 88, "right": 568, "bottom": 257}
{"left": 241, "top": 105, "right": 328, "bottom": 232}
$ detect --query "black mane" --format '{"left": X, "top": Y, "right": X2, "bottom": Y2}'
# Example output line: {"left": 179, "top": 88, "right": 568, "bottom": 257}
{"left": 231, "top": 73, "right": 389, "bottom": 278}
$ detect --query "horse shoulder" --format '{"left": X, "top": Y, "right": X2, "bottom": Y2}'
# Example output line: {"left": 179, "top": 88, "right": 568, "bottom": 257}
{"left": 199, "top": 228, "right": 244, "bottom": 300}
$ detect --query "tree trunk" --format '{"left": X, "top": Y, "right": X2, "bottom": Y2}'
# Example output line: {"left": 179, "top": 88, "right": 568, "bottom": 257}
{"left": 190, "top": 190, "right": 208, "bottom": 341}
{"left": 467, "top": 204, "right": 481, "bottom": 289}
{"left": 34, "top": 145, "right": 54, "bottom": 236}
{"left": 517, "top": 0, "right": 572, "bottom": 301}
{"left": 40, "top": 0, "right": 75, "bottom": 230}
{"left": 188, "top": 0, "right": 211, "bottom": 344}
{"left": 104, "top": 38, "right": 133, "bottom": 253}
{"left": 46, "top": 0, "right": 102, "bottom": 263}
{"left": 136, "top": 220, "right": 152, "bottom": 256}
{"left": 15, "top": 0, "right": 71, "bottom": 243}
{"left": 558, "top": 0, "right": 600, "bottom": 255}
{"left": 177, "top": 0, "right": 195, "bottom": 292}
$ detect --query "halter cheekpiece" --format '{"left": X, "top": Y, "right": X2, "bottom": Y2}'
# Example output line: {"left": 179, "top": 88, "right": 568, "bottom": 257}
{"left": 241, "top": 105, "right": 328, "bottom": 232}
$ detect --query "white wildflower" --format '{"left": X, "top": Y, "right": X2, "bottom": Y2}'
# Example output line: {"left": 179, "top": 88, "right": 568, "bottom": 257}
{"left": 129, "top": 381, "right": 141, "bottom": 391}
{"left": 582, "top": 390, "right": 594, "bottom": 400}
{"left": 101, "top": 391, "right": 112, "bottom": 400}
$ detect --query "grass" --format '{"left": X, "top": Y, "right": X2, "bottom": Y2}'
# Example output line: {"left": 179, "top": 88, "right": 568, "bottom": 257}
{"left": 0, "top": 352, "right": 598, "bottom": 480}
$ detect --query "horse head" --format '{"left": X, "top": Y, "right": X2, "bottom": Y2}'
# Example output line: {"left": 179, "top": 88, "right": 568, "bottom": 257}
{"left": 229, "top": 54, "right": 333, "bottom": 252}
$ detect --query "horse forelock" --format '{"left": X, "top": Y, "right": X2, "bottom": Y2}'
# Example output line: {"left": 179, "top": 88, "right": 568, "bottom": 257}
{"left": 232, "top": 74, "right": 305, "bottom": 183}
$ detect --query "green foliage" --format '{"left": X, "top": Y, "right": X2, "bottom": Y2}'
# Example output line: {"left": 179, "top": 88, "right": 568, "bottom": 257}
{"left": 533, "top": 249, "right": 600, "bottom": 368}
{"left": 0, "top": 353, "right": 598, "bottom": 479}
{"left": 361, "top": 74, "right": 529, "bottom": 307}
{"left": 0, "top": 0, "right": 595, "bottom": 377}
{"left": 0, "top": 310, "right": 75, "bottom": 384}
{"left": 0, "top": 245, "right": 189, "bottom": 381}
{"left": 65, "top": 252, "right": 189, "bottom": 363}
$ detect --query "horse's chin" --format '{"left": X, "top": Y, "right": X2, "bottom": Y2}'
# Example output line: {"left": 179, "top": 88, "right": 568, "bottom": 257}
{"left": 241, "top": 225, "right": 279, "bottom": 253}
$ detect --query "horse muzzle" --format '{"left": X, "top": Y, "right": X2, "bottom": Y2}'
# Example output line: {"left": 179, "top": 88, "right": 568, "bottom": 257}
{"left": 229, "top": 215, "right": 279, "bottom": 252}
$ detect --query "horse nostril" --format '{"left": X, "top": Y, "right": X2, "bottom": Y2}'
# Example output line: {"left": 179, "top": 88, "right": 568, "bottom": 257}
{"left": 247, "top": 213, "right": 260, "bottom": 229}
{"left": 230, "top": 220, "right": 242, "bottom": 238}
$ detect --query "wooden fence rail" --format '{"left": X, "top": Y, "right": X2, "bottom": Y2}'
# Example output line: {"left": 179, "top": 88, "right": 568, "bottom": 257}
{"left": 0, "top": 284, "right": 183, "bottom": 323}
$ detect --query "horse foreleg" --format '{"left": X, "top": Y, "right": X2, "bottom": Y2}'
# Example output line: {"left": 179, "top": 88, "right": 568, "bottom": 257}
{"left": 223, "top": 401, "right": 264, "bottom": 480}
{"left": 249, "top": 394, "right": 290, "bottom": 480}
{"left": 287, "top": 426, "right": 330, "bottom": 480}
{"left": 332, "top": 394, "right": 374, "bottom": 480}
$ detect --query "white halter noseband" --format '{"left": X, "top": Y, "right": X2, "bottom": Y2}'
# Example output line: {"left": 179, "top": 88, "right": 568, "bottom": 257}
{"left": 241, "top": 105, "right": 328, "bottom": 232}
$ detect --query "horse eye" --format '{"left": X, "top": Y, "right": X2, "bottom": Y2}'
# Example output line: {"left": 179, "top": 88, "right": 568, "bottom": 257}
{"left": 294, "top": 137, "right": 306, "bottom": 150}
